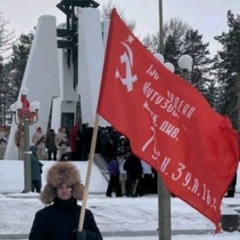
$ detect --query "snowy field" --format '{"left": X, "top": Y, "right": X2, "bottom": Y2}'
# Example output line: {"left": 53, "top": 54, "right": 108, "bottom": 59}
{"left": 0, "top": 160, "right": 239, "bottom": 240}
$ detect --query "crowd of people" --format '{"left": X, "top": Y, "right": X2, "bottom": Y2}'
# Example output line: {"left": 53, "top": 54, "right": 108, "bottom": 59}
{"left": 104, "top": 133, "right": 158, "bottom": 198}
{"left": 14, "top": 125, "right": 69, "bottom": 161}
{"left": 0, "top": 123, "right": 238, "bottom": 198}
{"left": 24, "top": 123, "right": 94, "bottom": 162}
{"left": 11, "top": 123, "right": 158, "bottom": 196}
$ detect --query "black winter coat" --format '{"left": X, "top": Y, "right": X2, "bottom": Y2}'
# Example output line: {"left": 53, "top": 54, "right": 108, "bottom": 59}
{"left": 29, "top": 197, "right": 102, "bottom": 240}
{"left": 124, "top": 153, "right": 142, "bottom": 180}
{"left": 45, "top": 132, "right": 58, "bottom": 152}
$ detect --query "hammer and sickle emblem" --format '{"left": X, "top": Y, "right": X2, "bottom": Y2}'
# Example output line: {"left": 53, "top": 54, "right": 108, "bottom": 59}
{"left": 115, "top": 42, "right": 138, "bottom": 92}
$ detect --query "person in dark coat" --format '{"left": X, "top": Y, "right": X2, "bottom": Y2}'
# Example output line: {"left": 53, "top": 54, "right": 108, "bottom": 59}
{"left": 124, "top": 153, "right": 142, "bottom": 197}
{"left": 30, "top": 145, "right": 43, "bottom": 193}
{"left": 45, "top": 129, "right": 58, "bottom": 160}
{"left": 75, "top": 126, "right": 83, "bottom": 161}
{"left": 29, "top": 162, "right": 102, "bottom": 240}
{"left": 81, "top": 123, "right": 91, "bottom": 160}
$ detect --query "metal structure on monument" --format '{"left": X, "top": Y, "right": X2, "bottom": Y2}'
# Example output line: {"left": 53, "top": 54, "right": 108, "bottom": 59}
{"left": 10, "top": 87, "right": 40, "bottom": 193}
{"left": 56, "top": 0, "right": 99, "bottom": 89}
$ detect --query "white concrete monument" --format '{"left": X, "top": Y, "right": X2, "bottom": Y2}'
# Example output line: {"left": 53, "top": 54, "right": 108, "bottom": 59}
{"left": 5, "top": 3, "right": 110, "bottom": 160}
{"left": 5, "top": 16, "right": 60, "bottom": 160}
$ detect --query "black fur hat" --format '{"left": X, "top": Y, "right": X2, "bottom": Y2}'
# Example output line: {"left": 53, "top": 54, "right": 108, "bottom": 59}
{"left": 40, "top": 162, "right": 85, "bottom": 204}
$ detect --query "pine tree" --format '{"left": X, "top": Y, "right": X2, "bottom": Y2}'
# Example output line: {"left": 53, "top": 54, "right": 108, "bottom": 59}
{"left": 0, "top": 56, "right": 6, "bottom": 125}
{"left": 212, "top": 10, "right": 240, "bottom": 130}
{"left": 0, "top": 32, "right": 34, "bottom": 125}
{"left": 8, "top": 32, "right": 34, "bottom": 100}
{"left": 142, "top": 18, "right": 189, "bottom": 54}
{"left": 155, "top": 28, "right": 213, "bottom": 101}
{"left": 163, "top": 34, "right": 182, "bottom": 74}
{"left": 0, "top": 13, "right": 15, "bottom": 125}
{"left": 182, "top": 29, "right": 212, "bottom": 98}
{"left": 142, "top": 20, "right": 214, "bottom": 104}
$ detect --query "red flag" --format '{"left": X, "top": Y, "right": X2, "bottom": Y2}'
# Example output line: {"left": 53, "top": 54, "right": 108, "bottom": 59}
{"left": 97, "top": 9, "right": 239, "bottom": 233}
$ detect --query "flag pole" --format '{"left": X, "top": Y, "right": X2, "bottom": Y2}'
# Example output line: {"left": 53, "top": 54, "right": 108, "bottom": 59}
{"left": 78, "top": 113, "right": 100, "bottom": 231}
{"left": 158, "top": 0, "right": 172, "bottom": 239}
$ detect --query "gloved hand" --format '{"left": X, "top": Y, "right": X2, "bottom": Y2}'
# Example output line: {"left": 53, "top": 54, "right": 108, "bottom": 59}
{"left": 71, "top": 229, "right": 86, "bottom": 240}
{"left": 77, "top": 230, "right": 86, "bottom": 240}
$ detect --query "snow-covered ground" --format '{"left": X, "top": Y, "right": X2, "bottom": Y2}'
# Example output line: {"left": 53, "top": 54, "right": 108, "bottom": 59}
{"left": 0, "top": 160, "right": 239, "bottom": 240}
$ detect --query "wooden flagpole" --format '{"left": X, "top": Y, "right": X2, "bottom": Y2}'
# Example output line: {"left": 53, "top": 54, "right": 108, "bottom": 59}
{"left": 78, "top": 113, "right": 100, "bottom": 231}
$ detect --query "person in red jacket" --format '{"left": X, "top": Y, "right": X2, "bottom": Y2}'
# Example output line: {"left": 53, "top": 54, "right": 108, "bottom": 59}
{"left": 69, "top": 124, "right": 80, "bottom": 160}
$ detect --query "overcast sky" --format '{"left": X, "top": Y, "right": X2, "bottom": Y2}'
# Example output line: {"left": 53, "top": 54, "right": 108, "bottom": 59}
{"left": 1, "top": 0, "right": 240, "bottom": 56}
